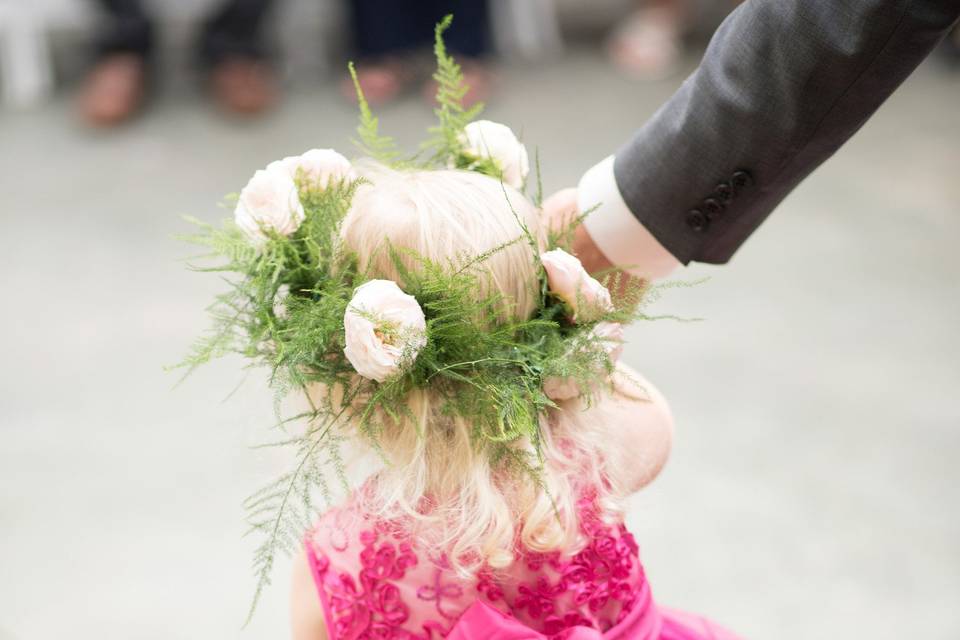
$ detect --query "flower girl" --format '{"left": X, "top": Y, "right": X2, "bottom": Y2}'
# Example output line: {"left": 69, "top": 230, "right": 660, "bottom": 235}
{"left": 181, "top": 18, "right": 739, "bottom": 640}
{"left": 286, "top": 162, "right": 739, "bottom": 640}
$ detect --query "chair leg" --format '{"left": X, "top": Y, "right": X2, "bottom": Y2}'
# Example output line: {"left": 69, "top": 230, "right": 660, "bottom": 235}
{"left": 489, "top": 0, "right": 564, "bottom": 59}
{"left": 0, "top": 6, "right": 55, "bottom": 108}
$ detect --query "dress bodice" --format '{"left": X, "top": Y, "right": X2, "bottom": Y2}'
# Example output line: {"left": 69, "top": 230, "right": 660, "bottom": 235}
{"left": 304, "top": 489, "right": 651, "bottom": 640}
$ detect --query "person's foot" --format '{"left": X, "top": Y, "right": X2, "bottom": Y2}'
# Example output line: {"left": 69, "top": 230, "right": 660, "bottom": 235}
{"left": 607, "top": 6, "right": 684, "bottom": 80}
{"left": 209, "top": 57, "right": 278, "bottom": 116}
{"left": 78, "top": 53, "right": 148, "bottom": 127}
{"left": 341, "top": 59, "right": 411, "bottom": 106}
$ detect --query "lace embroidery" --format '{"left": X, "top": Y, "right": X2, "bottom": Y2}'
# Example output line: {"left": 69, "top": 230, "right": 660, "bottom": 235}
{"left": 314, "top": 514, "right": 430, "bottom": 640}
{"left": 416, "top": 568, "right": 464, "bottom": 620}
{"left": 308, "top": 491, "right": 646, "bottom": 640}
{"left": 476, "top": 569, "right": 504, "bottom": 602}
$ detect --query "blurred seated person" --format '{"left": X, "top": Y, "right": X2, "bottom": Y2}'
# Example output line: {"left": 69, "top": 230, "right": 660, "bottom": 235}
{"left": 607, "top": 0, "right": 687, "bottom": 79}
{"left": 79, "top": 0, "right": 278, "bottom": 126}
{"left": 345, "top": 0, "right": 492, "bottom": 106}
{"left": 607, "top": 0, "right": 741, "bottom": 80}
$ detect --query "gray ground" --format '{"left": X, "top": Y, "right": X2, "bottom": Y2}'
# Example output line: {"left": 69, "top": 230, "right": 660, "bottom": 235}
{"left": 1, "top": 47, "right": 958, "bottom": 640}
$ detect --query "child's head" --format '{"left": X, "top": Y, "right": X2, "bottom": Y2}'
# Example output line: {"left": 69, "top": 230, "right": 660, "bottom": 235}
{"left": 341, "top": 163, "right": 544, "bottom": 322}
{"left": 333, "top": 165, "right": 633, "bottom": 573}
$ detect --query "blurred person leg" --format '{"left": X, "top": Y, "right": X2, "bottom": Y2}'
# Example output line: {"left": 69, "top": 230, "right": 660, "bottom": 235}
{"left": 79, "top": 0, "right": 153, "bottom": 125}
{"left": 199, "top": 0, "right": 279, "bottom": 116}
{"left": 343, "top": 0, "right": 423, "bottom": 105}
{"left": 427, "top": 0, "right": 492, "bottom": 106}
{"left": 79, "top": 0, "right": 277, "bottom": 125}
{"left": 344, "top": 0, "right": 491, "bottom": 106}
{"left": 607, "top": 0, "right": 687, "bottom": 80}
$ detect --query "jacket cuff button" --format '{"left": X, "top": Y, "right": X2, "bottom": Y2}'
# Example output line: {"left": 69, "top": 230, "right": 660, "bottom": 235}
{"left": 685, "top": 209, "right": 709, "bottom": 232}
{"left": 715, "top": 182, "right": 734, "bottom": 203}
{"left": 703, "top": 198, "right": 724, "bottom": 219}
{"left": 731, "top": 170, "right": 753, "bottom": 189}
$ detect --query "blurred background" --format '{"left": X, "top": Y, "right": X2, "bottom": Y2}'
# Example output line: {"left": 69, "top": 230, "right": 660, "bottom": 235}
{"left": 1, "top": 0, "right": 958, "bottom": 638}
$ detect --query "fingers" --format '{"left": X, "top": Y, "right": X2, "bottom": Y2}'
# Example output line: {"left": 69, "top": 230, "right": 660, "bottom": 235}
{"left": 573, "top": 223, "right": 616, "bottom": 275}
{"left": 541, "top": 188, "right": 628, "bottom": 285}
{"left": 541, "top": 187, "right": 580, "bottom": 233}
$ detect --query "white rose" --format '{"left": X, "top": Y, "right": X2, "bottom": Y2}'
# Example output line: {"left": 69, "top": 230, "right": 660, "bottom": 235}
{"left": 461, "top": 120, "right": 530, "bottom": 189}
{"left": 267, "top": 148, "right": 354, "bottom": 189}
{"left": 234, "top": 166, "right": 305, "bottom": 245}
{"left": 540, "top": 248, "right": 613, "bottom": 322}
{"left": 343, "top": 280, "right": 427, "bottom": 382}
{"left": 543, "top": 321, "right": 625, "bottom": 401}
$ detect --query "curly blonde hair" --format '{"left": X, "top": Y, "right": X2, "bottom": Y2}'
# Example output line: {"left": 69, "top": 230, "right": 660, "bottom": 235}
{"left": 322, "top": 164, "right": 667, "bottom": 575}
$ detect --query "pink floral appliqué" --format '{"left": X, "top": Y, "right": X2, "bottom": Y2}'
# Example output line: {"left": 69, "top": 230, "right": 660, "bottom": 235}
{"left": 314, "top": 518, "right": 429, "bottom": 640}
{"left": 502, "top": 491, "right": 644, "bottom": 634}
{"left": 308, "top": 489, "right": 646, "bottom": 640}
{"left": 417, "top": 568, "right": 464, "bottom": 619}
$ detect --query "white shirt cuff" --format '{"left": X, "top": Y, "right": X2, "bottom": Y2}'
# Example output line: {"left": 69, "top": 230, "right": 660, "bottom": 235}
{"left": 578, "top": 155, "right": 681, "bottom": 280}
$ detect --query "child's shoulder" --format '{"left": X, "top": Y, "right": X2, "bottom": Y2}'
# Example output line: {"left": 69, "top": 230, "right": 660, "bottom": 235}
{"left": 307, "top": 494, "right": 388, "bottom": 556}
{"left": 564, "top": 362, "right": 674, "bottom": 494}
{"left": 305, "top": 492, "right": 426, "bottom": 581}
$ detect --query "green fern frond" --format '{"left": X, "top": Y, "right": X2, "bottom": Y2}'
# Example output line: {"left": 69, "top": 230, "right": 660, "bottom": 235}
{"left": 348, "top": 62, "right": 404, "bottom": 166}
{"left": 532, "top": 149, "right": 544, "bottom": 207}
{"left": 423, "top": 15, "right": 484, "bottom": 165}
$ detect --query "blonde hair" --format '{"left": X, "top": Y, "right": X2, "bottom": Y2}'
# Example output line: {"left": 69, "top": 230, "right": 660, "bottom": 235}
{"left": 334, "top": 164, "right": 630, "bottom": 574}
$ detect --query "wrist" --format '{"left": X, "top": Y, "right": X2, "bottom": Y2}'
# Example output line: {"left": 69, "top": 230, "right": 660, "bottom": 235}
{"left": 578, "top": 155, "right": 681, "bottom": 280}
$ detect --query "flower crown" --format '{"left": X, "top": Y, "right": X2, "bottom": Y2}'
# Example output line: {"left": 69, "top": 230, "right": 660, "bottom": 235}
{"left": 178, "top": 16, "right": 650, "bottom": 620}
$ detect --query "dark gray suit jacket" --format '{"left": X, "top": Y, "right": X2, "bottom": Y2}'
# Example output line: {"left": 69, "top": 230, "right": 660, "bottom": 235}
{"left": 613, "top": 0, "right": 960, "bottom": 265}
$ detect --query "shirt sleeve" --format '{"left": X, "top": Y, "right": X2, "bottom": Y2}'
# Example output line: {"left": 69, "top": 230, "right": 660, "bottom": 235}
{"left": 578, "top": 155, "right": 682, "bottom": 280}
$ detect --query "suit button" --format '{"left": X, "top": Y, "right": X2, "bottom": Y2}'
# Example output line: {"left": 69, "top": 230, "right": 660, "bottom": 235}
{"left": 731, "top": 170, "right": 753, "bottom": 189}
{"left": 703, "top": 198, "right": 724, "bottom": 219}
{"left": 686, "top": 209, "right": 709, "bottom": 232}
{"left": 715, "top": 181, "right": 734, "bottom": 203}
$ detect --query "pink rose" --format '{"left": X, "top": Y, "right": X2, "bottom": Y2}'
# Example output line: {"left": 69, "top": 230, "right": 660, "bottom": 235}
{"left": 540, "top": 249, "right": 613, "bottom": 322}
{"left": 542, "top": 321, "right": 625, "bottom": 401}
{"left": 267, "top": 148, "right": 354, "bottom": 189}
{"left": 343, "top": 280, "right": 427, "bottom": 382}
{"left": 234, "top": 166, "right": 305, "bottom": 245}
{"left": 461, "top": 120, "right": 529, "bottom": 189}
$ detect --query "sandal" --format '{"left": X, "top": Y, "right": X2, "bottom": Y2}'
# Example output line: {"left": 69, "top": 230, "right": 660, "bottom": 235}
{"left": 341, "top": 58, "right": 413, "bottom": 106}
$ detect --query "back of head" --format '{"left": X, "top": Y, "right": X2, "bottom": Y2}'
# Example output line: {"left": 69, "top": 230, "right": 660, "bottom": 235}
{"left": 335, "top": 164, "right": 623, "bottom": 573}
{"left": 180, "top": 36, "right": 651, "bottom": 606}
{"left": 342, "top": 164, "right": 542, "bottom": 323}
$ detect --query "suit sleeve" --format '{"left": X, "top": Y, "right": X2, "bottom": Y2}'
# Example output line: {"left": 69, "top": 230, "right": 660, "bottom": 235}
{"left": 583, "top": 0, "right": 959, "bottom": 266}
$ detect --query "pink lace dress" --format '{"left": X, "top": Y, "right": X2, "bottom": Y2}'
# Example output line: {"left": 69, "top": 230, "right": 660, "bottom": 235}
{"left": 304, "top": 491, "right": 739, "bottom": 640}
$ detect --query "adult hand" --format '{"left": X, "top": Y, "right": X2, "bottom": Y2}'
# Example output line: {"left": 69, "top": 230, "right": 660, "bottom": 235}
{"left": 541, "top": 188, "right": 638, "bottom": 291}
